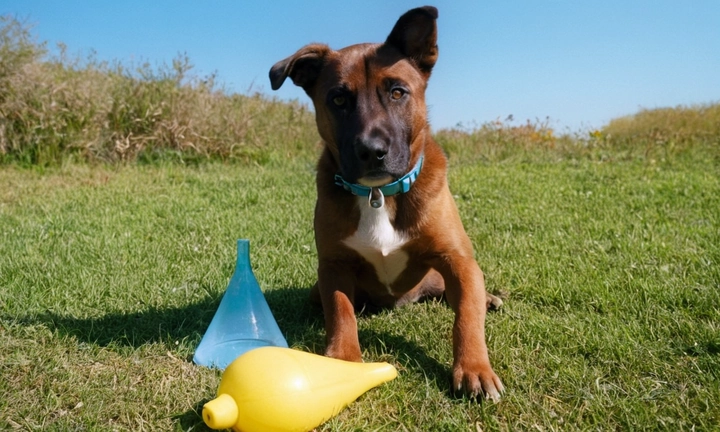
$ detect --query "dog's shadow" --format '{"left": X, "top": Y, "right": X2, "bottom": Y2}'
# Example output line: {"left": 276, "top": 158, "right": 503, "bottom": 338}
{"left": 16, "top": 286, "right": 320, "bottom": 352}
{"left": 13, "top": 285, "right": 452, "bottom": 430}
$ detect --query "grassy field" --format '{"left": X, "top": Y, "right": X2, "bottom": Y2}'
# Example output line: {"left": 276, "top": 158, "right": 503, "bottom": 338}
{"left": 1, "top": 152, "right": 719, "bottom": 431}
{"left": 2, "top": 15, "right": 720, "bottom": 432}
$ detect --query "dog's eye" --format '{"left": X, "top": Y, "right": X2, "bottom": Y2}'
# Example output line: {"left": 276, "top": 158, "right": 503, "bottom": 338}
{"left": 391, "top": 88, "right": 405, "bottom": 100}
{"left": 332, "top": 96, "right": 346, "bottom": 107}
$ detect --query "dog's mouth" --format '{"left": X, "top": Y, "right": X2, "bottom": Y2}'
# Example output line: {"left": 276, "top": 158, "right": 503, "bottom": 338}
{"left": 357, "top": 171, "right": 394, "bottom": 187}
{"left": 338, "top": 144, "right": 409, "bottom": 186}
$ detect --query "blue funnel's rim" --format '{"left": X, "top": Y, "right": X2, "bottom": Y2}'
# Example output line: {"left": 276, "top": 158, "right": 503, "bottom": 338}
{"left": 193, "top": 339, "right": 283, "bottom": 369}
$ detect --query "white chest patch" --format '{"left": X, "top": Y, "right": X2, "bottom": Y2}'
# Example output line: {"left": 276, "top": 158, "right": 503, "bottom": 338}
{"left": 342, "top": 198, "right": 409, "bottom": 289}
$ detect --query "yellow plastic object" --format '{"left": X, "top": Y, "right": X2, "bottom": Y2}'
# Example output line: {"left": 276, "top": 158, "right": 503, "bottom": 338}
{"left": 202, "top": 347, "right": 398, "bottom": 432}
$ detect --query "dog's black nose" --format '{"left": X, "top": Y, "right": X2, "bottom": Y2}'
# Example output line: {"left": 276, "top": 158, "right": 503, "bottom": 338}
{"left": 356, "top": 138, "right": 387, "bottom": 163}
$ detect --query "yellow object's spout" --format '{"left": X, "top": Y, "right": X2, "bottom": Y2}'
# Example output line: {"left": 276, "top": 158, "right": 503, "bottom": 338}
{"left": 202, "top": 393, "right": 238, "bottom": 430}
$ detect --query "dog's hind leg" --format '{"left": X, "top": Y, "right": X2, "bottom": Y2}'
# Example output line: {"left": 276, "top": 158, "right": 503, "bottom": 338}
{"left": 395, "top": 269, "right": 445, "bottom": 307}
{"left": 395, "top": 269, "right": 504, "bottom": 311}
{"left": 486, "top": 292, "right": 504, "bottom": 310}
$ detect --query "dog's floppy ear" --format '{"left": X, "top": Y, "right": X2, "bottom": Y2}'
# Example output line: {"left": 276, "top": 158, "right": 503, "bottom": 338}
{"left": 269, "top": 44, "right": 331, "bottom": 92}
{"left": 385, "top": 6, "right": 439, "bottom": 77}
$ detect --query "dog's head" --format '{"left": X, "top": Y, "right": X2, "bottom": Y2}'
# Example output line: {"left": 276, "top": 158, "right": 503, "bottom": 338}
{"left": 270, "top": 6, "right": 438, "bottom": 185}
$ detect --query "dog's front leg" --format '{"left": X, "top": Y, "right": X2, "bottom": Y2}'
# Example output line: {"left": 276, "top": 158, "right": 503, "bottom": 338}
{"left": 317, "top": 260, "right": 362, "bottom": 362}
{"left": 438, "top": 256, "right": 504, "bottom": 401}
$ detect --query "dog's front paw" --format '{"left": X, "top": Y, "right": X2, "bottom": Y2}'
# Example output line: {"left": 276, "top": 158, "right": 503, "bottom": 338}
{"left": 452, "top": 362, "right": 504, "bottom": 402}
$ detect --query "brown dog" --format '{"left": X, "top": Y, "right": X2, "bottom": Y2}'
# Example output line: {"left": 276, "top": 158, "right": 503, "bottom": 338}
{"left": 270, "top": 6, "right": 504, "bottom": 401}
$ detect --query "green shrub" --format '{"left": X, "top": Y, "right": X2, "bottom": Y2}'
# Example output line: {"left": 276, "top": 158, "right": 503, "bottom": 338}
{"left": 597, "top": 104, "right": 720, "bottom": 161}
{"left": 0, "top": 17, "right": 319, "bottom": 165}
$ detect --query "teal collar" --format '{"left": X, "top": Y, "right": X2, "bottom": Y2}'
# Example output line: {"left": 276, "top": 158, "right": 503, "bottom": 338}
{"left": 334, "top": 154, "right": 424, "bottom": 208}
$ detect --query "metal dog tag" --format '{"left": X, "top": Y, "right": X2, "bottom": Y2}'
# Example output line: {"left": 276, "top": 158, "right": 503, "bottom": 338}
{"left": 369, "top": 187, "right": 385, "bottom": 208}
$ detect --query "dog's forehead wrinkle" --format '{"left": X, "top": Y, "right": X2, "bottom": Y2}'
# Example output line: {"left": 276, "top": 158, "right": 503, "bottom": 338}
{"left": 333, "top": 43, "right": 375, "bottom": 79}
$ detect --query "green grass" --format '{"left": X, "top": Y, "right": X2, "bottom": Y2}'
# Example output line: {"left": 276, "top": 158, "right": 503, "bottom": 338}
{"left": 1, "top": 153, "right": 718, "bottom": 431}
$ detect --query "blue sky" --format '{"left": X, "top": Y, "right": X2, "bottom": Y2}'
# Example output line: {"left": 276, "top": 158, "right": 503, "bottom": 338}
{"left": 5, "top": 0, "right": 720, "bottom": 132}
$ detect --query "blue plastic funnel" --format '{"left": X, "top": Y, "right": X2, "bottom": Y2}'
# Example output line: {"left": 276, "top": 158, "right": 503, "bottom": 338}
{"left": 193, "top": 239, "right": 288, "bottom": 369}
